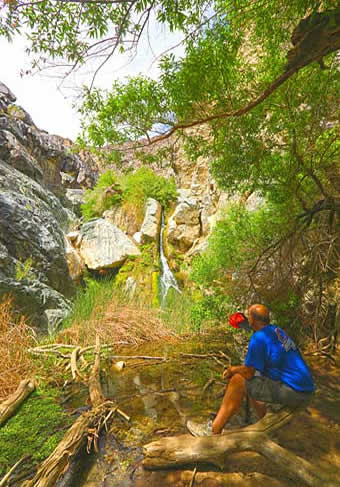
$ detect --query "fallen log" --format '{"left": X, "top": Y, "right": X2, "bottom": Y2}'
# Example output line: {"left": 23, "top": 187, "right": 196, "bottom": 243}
{"left": 23, "top": 336, "right": 129, "bottom": 487}
{"left": 143, "top": 407, "right": 338, "bottom": 487}
{"left": 0, "top": 379, "right": 35, "bottom": 426}
{"left": 22, "top": 401, "right": 116, "bottom": 487}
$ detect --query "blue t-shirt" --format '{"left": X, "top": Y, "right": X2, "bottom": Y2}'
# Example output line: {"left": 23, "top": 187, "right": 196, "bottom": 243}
{"left": 245, "top": 325, "right": 315, "bottom": 392}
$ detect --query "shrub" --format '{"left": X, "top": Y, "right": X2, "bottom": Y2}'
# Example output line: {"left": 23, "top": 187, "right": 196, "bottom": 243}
{"left": 121, "top": 167, "right": 177, "bottom": 209}
{"left": 81, "top": 167, "right": 177, "bottom": 221}
{"left": 81, "top": 170, "right": 122, "bottom": 220}
{"left": 190, "top": 294, "right": 232, "bottom": 331}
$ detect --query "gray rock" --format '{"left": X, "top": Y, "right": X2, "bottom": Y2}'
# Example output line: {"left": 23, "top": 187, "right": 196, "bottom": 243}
{"left": 167, "top": 220, "right": 200, "bottom": 251}
{"left": 44, "top": 308, "right": 70, "bottom": 336}
{"left": 79, "top": 219, "right": 141, "bottom": 270}
{"left": 0, "top": 274, "right": 71, "bottom": 327}
{"left": 0, "top": 158, "right": 75, "bottom": 327}
{"left": 63, "top": 188, "right": 85, "bottom": 215}
{"left": 0, "top": 87, "right": 98, "bottom": 192}
{"left": 133, "top": 231, "right": 143, "bottom": 244}
{"left": 0, "top": 81, "right": 16, "bottom": 104}
{"left": 171, "top": 199, "right": 200, "bottom": 225}
{"left": 0, "top": 129, "right": 43, "bottom": 181}
{"left": 64, "top": 237, "right": 85, "bottom": 280}
{"left": 140, "top": 198, "right": 162, "bottom": 243}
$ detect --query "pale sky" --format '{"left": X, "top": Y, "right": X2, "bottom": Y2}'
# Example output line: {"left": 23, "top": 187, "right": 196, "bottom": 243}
{"left": 0, "top": 21, "right": 183, "bottom": 140}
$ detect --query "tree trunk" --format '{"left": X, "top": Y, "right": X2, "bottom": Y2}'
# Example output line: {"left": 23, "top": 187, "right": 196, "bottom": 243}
{"left": 143, "top": 408, "right": 338, "bottom": 487}
{"left": 0, "top": 379, "right": 35, "bottom": 426}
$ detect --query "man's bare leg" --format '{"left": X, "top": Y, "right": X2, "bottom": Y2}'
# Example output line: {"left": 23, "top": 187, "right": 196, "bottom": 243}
{"left": 249, "top": 397, "right": 267, "bottom": 419}
{"left": 212, "top": 373, "right": 246, "bottom": 434}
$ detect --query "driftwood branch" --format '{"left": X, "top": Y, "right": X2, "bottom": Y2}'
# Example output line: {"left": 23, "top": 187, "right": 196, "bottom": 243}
{"left": 22, "top": 402, "right": 116, "bottom": 487}
{"left": 23, "top": 336, "right": 129, "bottom": 487}
{"left": 0, "top": 455, "right": 31, "bottom": 487}
{"left": 70, "top": 347, "right": 83, "bottom": 382}
{"left": 143, "top": 407, "right": 338, "bottom": 487}
{"left": 88, "top": 336, "right": 105, "bottom": 407}
{"left": 0, "top": 379, "right": 35, "bottom": 426}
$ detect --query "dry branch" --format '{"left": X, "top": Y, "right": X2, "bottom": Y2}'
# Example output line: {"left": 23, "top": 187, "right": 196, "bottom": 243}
{"left": 0, "top": 379, "right": 35, "bottom": 426}
{"left": 23, "top": 336, "right": 129, "bottom": 487}
{"left": 88, "top": 336, "right": 105, "bottom": 407}
{"left": 0, "top": 455, "right": 31, "bottom": 487}
{"left": 143, "top": 407, "right": 338, "bottom": 487}
{"left": 70, "top": 347, "right": 83, "bottom": 382}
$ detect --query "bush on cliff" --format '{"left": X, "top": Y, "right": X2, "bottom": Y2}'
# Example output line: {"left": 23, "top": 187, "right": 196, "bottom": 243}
{"left": 81, "top": 167, "right": 177, "bottom": 220}
{"left": 82, "top": 170, "right": 122, "bottom": 220}
{"left": 121, "top": 167, "right": 177, "bottom": 208}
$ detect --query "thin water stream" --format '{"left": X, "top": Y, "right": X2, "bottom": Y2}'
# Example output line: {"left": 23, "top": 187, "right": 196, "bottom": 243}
{"left": 159, "top": 211, "right": 181, "bottom": 305}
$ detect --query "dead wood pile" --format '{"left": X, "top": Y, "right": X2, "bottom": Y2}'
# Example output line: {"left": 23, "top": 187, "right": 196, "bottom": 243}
{"left": 22, "top": 336, "right": 129, "bottom": 487}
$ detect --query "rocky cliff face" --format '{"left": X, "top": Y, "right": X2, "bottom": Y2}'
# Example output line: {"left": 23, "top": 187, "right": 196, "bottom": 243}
{"left": 0, "top": 80, "right": 260, "bottom": 331}
{"left": 0, "top": 82, "right": 98, "bottom": 331}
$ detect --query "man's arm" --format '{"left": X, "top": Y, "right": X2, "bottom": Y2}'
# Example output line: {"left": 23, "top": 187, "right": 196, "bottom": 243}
{"left": 223, "top": 365, "right": 255, "bottom": 380}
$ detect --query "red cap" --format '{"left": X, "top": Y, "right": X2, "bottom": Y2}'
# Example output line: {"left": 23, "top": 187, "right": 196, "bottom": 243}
{"left": 228, "top": 312, "right": 251, "bottom": 331}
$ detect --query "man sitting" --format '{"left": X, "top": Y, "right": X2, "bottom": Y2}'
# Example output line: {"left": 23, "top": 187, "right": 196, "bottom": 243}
{"left": 187, "top": 304, "right": 315, "bottom": 436}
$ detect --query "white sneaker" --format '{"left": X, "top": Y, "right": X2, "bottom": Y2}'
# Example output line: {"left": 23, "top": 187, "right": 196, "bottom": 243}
{"left": 186, "top": 419, "right": 213, "bottom": 437}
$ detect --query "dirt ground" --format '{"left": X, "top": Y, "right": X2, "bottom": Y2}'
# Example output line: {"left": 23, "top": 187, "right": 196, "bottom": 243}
{"left": 136, "top": 351, "right": 340, "bottom": 487}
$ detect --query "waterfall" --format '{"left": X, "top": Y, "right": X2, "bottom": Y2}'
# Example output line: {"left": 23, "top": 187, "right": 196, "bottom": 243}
{"left": 159, "top": 211, "right": 181, "bottom": 305}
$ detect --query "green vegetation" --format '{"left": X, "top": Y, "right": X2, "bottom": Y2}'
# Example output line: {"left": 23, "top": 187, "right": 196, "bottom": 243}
{"left": 0, "top": 390, "right": 71, "bottom": 475}
{"left": 74, "top": 1, "right": 339, "bottom": 343}
{"left": 81, "top": 168, "right": 177, "bottom": 220}
{"left": 122, "top": 167, "right": 177, "bottom": 208}
{"left": 190, "top": 202, "right": 305, "bottom": 337}
{"left": 116, "top": 243, "right": 159, "bottom": 301}
{"left": 81, "top": 170, "right": 122, "bottom": 220}
{"left": 15, "top": 256, "right": 34, "bottom": 281}
{"left": 62, "top": 275, "right": 116, "bottom": 330}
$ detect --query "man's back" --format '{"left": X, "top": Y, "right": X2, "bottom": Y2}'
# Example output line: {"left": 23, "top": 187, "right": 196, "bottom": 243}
{"left": 245, "top": 325, "right": 315, "bottom": 392}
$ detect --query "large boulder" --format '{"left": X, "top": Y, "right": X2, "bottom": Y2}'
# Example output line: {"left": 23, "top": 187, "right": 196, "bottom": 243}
{"left": 79, "top": 219, "right": 141, "bottom": 270}
{"left": 140, "top": 198, "right": 162, "bottom": 243}
{"left": 103, "top": 204, "right": 140, "bottom": 236}
{"left": 63, "top": 188, "right": 85, "bottom": 216}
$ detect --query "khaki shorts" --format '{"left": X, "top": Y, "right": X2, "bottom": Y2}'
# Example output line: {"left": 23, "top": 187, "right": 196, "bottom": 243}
{"left": 246, "top": 376, "right": 314, "bottom": 408}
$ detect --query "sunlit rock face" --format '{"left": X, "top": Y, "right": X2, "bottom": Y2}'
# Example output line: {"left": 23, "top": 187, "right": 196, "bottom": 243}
{"left": 0, "top": 81, "right": 98, "bottom": 331}
{"left": 140, "top": 198, "right": 162, "bottom": 244}
{"left": 103, "top": 204, "right": 141, "bottom": 237}
{"left": 79, "top": 219, "right": 141, "bottom": 270}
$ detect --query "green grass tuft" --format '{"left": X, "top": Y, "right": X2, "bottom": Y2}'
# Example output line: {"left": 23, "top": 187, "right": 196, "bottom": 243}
{"left": 62, "top": 276, "right": 116, "bottom": 330}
